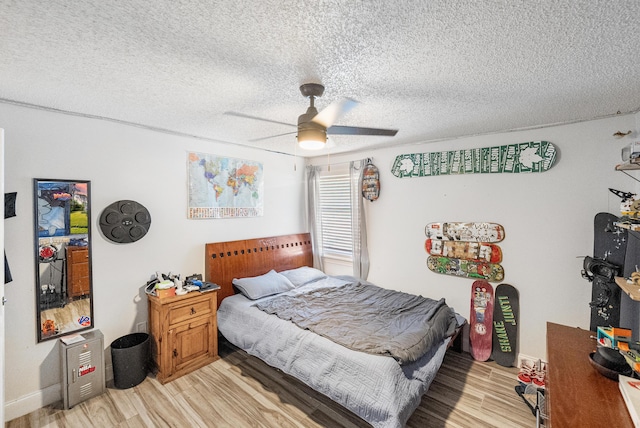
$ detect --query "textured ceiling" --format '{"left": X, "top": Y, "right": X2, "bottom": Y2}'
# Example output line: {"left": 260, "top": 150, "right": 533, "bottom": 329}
{"left": 1, "top": 1, "right": 640, "bottom": 157}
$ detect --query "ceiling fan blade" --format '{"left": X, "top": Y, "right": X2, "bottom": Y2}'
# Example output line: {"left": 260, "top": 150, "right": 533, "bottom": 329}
{"left": 327, "top": 125, "right": 398, "bottom": 136}
{"left": 311, "top": 98, "right": 358, "bottom": 128}
{"left": 249, "top": 131, "right": 297, "bottom": 142}
{"left": 224, "top": 111, "right": 296, "bottom": 128}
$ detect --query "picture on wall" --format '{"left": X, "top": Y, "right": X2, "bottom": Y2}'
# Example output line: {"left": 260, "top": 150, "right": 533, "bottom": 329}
{"left": 187, "top": 152, "right": 264, "bottom": 219}
{"left": 36, "top": 181, "right": 88, "bottom": 237}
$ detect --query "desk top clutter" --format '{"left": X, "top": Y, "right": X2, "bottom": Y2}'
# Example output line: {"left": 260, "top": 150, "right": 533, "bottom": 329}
{"left": 144, "top": 272, "right": 219, "bottom": 298}
{"left": 589, "top": 325, "right": 640, "bottom": 426}
{"left": 593, "top": 326, "right": 640, "bottom": 378}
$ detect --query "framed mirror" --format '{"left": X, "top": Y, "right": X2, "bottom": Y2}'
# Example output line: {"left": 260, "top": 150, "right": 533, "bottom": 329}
{"left": 34, "top": 178, "right": 93, "bottom": 342}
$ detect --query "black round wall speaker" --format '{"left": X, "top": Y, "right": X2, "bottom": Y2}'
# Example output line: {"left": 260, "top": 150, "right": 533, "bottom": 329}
{"left": 99, "top": 200, "right": 151, "bottom": 243}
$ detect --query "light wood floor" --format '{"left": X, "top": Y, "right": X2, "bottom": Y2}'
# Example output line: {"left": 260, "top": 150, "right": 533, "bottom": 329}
{"left": 7, "top": 339, "right": 536, "bottom": 427}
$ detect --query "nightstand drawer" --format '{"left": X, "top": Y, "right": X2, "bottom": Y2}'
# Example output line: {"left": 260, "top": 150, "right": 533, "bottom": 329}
{"left": 168, "top": 298, "right": 212, "bottom": 326}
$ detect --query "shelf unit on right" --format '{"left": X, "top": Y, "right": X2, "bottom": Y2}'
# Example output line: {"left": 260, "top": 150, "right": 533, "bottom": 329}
{"left": 613, "top": 159, "right": 640, "bottom": 300}
{"left": 616, "top": 162, "right": 640, "bottom": 171}
{"left": 614, "top": 222, "right": 640, "bottom": 231}
{"left": 615, "top": 277, "right": 640, "bottom": 301}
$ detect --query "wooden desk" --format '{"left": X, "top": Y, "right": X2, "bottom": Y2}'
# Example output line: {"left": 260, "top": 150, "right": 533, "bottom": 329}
{"left": 546, "top": 322, "right": 633, "bottom": 427}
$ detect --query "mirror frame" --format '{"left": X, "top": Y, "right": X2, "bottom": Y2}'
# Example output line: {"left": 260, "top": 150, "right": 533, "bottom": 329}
{"left": 34, "top": 178, "right": 94, "bottom": 342}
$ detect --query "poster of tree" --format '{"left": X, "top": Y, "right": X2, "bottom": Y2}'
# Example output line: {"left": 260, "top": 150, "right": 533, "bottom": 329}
{"left": 187, "top": 152, "right": 264, "bottom": 219}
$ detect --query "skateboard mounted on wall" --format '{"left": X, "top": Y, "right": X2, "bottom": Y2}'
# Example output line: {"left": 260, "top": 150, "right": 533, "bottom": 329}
{"left": 427, "top": 256, "right": 504, "bottom": 282}
{"left": 425, "top": 222, "right": 505, "bottom": 243}
{"left": 425, "top": 222, "right": 505, "bottom": 281}
{"left": 425, "top": 239, "right": 502, "bottom": 263}
{"left": 391, "top": 141, "right": 557, "bottom": 178}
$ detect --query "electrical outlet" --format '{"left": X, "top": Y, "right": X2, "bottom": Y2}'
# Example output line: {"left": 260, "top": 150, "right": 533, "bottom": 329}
{"left": 136, "top": 321, "right": 148, "bottom": 333}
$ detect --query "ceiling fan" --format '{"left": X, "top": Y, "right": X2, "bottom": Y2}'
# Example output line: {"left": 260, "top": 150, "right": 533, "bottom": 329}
{"left": 225, "top": 83, "right": 398, "bottom": 150}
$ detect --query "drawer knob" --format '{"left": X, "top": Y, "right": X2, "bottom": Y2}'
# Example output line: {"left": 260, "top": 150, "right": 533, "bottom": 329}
{"left": 173, "top": 349, "right": 178, "bottom": 357}
{"left": 190, "top": 307, "right": 196, "bottom": 315}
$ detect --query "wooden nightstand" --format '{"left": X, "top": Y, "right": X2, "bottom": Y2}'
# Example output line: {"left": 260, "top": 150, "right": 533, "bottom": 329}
{"left": 148, "top": 290, "right": 219, "bottom": 384}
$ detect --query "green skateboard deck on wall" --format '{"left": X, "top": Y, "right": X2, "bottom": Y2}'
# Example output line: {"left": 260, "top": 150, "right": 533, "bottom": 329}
{"left": 427, "top": 256, "right": 504, "bottom": 282}
{"left": 425, "top": 239, "right": 502, "bottom": 263}
{"left": 470, "top": 280, "right": 494, "bottom": 362}
{"left": 391, "top": 141, "right": 557, "bottom": 178}
{"left": 425, "top": 222, "right": 505, "bottom": 243}
{"left": 491, "top": 284, "right": 519, "bottom": 367}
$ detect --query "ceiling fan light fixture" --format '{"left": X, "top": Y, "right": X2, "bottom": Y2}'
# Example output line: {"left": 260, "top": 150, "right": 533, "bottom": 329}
{"left": 297, "top": 125, "right": 326, "bottom": 150}
{"left": 227, "top": 82, "right": 398, "bottom": 152}
{"left": 298, "top": 138, "right": 326, "bottom": 150}
{"left": 298, "top": 136, "right": 326, "bottom": 150}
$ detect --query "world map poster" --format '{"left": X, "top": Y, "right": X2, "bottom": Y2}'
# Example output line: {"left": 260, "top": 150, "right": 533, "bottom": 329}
{"left": 187, "top": 152, "right": 264, "bottom": 219}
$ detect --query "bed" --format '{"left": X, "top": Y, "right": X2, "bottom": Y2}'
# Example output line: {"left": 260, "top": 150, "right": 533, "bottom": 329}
{"left": 205, "top": 233, "right": 463, "bottom": 428}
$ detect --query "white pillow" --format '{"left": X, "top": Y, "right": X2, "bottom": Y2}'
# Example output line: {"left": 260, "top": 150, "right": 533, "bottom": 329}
{"left": 279, "top": 266, "right": 327, "bottom": 287}
{"left": 232, "top": 270, "right": 295, "bottom": 300}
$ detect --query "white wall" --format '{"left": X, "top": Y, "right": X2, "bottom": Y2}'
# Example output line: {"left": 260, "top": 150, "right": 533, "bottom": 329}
{"left": 1, "top": 103, "right": 306, "bottom": 420}
{"left": 4, "top": 101, "right": 639, "bottom": 420}
{"left": 1, "top": 128, "right": 6, "bottom": 425}
{"left": 310, "top": 114, "right": 640, "bottom": 360}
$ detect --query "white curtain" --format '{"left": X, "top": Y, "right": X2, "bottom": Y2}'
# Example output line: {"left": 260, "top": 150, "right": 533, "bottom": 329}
{"left": 307, "top": 165, "right": 324, "bottom": 271}
{"left": 350, "top": 159, "right": 370, "bottom": 280}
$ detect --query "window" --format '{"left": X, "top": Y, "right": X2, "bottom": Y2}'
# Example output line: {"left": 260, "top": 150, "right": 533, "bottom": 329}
{"left": 318, "top": 171, "right": 352, "bottom": 259}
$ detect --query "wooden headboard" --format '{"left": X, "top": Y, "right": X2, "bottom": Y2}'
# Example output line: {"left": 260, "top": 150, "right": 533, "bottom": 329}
{"left": 205, "top": 233, "right": 313, "bottom": 306}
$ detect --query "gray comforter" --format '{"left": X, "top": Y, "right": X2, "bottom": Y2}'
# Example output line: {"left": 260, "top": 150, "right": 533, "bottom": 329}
{"left": 255, "top": 280, "right": 457, "bottom": 364}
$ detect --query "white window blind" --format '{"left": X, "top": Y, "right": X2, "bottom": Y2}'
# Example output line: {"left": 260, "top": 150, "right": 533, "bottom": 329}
{"left": 318, "top": 172, "right": 352, "bottom": 258}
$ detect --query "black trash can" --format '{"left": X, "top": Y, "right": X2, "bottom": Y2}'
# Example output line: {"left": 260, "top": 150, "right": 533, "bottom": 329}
{"left": 111, "top": 332, "right": 149, "bottom": 389}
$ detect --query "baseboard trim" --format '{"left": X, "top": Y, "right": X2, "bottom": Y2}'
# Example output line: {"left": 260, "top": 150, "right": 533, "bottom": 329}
{"left": 517, "top": 353, "right": 547, "bottom": 367}
{"left": 4, "top": 383, "right": 61, "bottom": 422}
{"left": 4, "top": 365, "right": 114, "bottom": 422}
